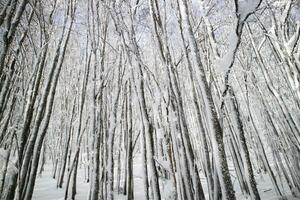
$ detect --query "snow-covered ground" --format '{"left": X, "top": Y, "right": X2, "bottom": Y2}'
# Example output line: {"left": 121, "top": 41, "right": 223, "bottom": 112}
{"left": 32, "top": 155, "right": 172, "bottom": 200}
{"left": 32, "top": 166, "right": 89, "bottom": 200}
{"left": 32, "top": 155, "right": 300, "bottom": 200}
{"left": 2, "top": 147, "right": 296, "bottom": 200}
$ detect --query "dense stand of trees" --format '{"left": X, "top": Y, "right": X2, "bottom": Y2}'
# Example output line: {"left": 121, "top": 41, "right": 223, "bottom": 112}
{"left": 0, "top": 0, "right": 299, "bottom": 200}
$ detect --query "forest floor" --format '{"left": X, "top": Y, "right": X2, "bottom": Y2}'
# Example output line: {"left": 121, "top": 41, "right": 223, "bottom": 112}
{"left": 32, "top": 155, "right": 300, "bottom": 200}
